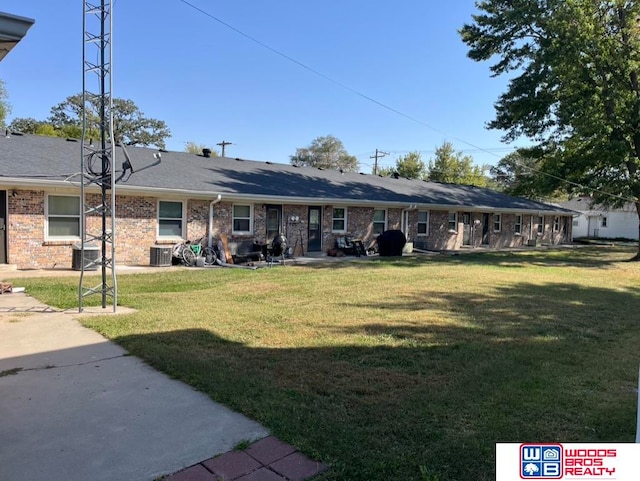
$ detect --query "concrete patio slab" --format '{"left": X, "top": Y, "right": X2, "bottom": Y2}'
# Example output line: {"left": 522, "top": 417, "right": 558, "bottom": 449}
{"left": 0, "top": 293, "right": 268, "bottom": 481}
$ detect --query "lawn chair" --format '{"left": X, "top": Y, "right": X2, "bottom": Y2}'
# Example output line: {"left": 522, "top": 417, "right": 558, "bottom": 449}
{"left": 335, "top": 235, "right": 366, "bottom": 257}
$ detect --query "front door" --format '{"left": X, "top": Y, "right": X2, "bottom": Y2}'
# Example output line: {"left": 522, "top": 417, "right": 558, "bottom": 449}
{"left": 0, "top": 191, "right": 6, "bottom": 263}
{"left": 587, "top": 216, "right": 599, "bottom": 238}
{"left": 265, "top": 205, "right": 282, "bottom": 241}
{"left": 482, "top": 213, "right": 490, "bottom": 245}
{"left": 462, "top": 213, "right": 472, "bottom": 246}
{"left": 308, "top": 207, "right": 322, "bottom": 252}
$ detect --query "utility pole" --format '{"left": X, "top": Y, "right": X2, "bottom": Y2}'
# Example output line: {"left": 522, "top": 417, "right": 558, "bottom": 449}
{"left": 217, "top": 140, "right": 233, "bottom": 157}
{"left": 370, "top": 148, "right": 389, "bottom": 175}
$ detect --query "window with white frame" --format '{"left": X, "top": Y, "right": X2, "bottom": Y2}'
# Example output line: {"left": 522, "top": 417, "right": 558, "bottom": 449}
{"left": 232, "top": 204, "right": 252, "bottom": 234}
{"left": 601, "top": 216, "right": 608, "bottom": 228}
{"left": 553, "top": 216, "right": 560, "bottom": 232}
{"left": 448, "top": 211, "right": 458, "bottom": 232}
{"left": 373, "top": 209, "right": 386, "bottom": 235}
{"left": 158, "top": 200, "right": 184, "bottom": 237}
{"left": 573, "top": 219, "right": 579, "bottom": 227}
{"left": 537, "top": 216, "right": 544, "bottom": 234}
{"left": 332, "top": 208, "right": 346, "bottom": 232}
{"left": 493, "top": 214, "right": 502, "bottom": 232}
{"left": 514, "top": 214, "right": 522, "bottom": 234}
{"left": 47, "top": 194, "right": 80, "bottom": 239}
{"left": 417, "top": 211, "right": 429, "bottom": 236}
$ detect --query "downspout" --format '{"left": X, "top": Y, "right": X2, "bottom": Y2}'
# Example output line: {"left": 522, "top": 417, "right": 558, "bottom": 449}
{"left": 208, "top": 194, "right": 222, "bottom": 249}
{"left": 402, "top": 204, "right": 417, "bottom": 241}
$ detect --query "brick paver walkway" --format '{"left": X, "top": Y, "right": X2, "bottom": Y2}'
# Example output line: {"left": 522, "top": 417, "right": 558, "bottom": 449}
{"left": 165, "top": 436, "right": 328, "bottom": 481}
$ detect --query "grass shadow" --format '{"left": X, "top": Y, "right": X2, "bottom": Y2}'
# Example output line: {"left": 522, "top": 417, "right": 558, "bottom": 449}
{"left": 100, "top": 278, "right": 640, "bottom": 481}
{"left": 300, "top": 246, "right": 637, "bottom": 271}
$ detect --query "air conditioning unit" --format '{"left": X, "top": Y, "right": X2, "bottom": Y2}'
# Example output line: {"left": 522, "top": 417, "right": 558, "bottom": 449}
{"left": 150, "top": 245, "right": 173, "bottom": 266}
{"left": 72, "top": 243, "right": 99, "bottom": 271}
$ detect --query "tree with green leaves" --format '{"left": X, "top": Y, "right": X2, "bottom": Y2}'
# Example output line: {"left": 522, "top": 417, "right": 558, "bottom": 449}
{"left": 8, "top": 117, "right": 41, "bottom": 134}
{"left": 9, "top": 94, "right": 170, "bottom": 148}
{"left": 184, "top": 141, "right": 218, "bottom": 156}
{"left": 461, "top": 0, "right": 640, "bottom": 257}
{"left": 490, "top": 149, "right": 568, "bottom": 201}
{"left": 376, "top": 165, "right": 394, "bottom": 177}
{"left": 290, "top": 135, "right": 359, "bottom": 172}
{"left": 427, "top": 141, "right": 488, "bottom": 187}
{"left": 48, "top": 94, "right": 170, "bottom": 148}
{"left": 0, "top": 80, "right": 11, "bottom": 130}
{"left": 377, "top": 151, "right": 427, "bottom": 179}
{"left": 9, "top": 116, "right": 82, "bottom": 138}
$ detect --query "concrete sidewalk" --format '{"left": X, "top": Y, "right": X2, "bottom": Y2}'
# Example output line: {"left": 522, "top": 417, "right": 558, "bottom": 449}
{"left": 0, "top": 292, "right": 269, "bottom": 481}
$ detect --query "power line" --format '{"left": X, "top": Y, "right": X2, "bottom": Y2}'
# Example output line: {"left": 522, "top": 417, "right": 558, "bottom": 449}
{"left": 175, "top": 0, "right": 491, "bottom": 154}
{"left": 176, "top": 0, "right": 636, "bottom": 204}
{"left": 357, "top": 146, "right": 522, "bottom": 162}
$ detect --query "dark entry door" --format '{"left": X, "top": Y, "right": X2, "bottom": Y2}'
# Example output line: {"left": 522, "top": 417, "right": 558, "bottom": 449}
{"left": 0, "top": 191, "right": 6, "bottom": 263}
{"left": 462, "top": 213, "right": 472, "bottom": 246}
{"left": 482, "top": 213, "right": 490, "bottom": 245}
{"left": 265, "top": 205, "right": 282, "bottom": 241}
{"left": 308, "top": 207, "right": 322, "bottom": 252}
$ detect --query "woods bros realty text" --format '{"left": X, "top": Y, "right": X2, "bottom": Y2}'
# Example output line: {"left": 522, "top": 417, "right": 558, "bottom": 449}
{"left": 562, "top": 448, "right": 616, "bottom": 476}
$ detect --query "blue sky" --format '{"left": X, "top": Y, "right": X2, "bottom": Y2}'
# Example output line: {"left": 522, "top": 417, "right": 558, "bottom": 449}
{"left": 2, "top": 1, "right": 527, "bottom": 172}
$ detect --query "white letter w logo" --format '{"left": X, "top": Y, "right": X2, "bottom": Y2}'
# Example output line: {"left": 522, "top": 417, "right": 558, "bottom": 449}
{"left": 522, "top": 447, "right": 541, "bottom": 461}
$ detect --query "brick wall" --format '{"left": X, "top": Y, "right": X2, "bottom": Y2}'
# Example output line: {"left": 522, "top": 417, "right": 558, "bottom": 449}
{"left": 318, "top": 206, "right": 405, "bottom": 252}
{"left": 9, "top": 190, "right": 50, "bottom": 268}
{"left": 409, "top": 211, "right": 571, "bottom": 251}
{"left": 114, "top": 194, "right": 157, "bottom": 265}
{"left": 423, "top": 210, "right": 461, "bottom": 250}
{"left": 7, "top": 190, "right": 163, "bottom": 268}
{"left": 211, "top": 202, "right": 309, "bottom": 256}
{"left": 5, "top": 190, "right": 573, "bottom": 268}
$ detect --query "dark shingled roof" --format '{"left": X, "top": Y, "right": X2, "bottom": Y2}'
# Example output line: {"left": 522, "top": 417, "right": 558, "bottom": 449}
{"left": 0, "top": 134, "right": 572, "bottom": 214}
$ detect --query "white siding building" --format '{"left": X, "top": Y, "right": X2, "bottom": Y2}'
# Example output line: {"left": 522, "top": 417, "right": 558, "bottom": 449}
{"left": 561, "top": 197, "right": 638, "bottom": 240}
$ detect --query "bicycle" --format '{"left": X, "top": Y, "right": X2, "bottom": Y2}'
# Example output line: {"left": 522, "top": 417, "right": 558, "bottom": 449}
{"left": 191, "top": 236, "right": 219, "bottom": 266}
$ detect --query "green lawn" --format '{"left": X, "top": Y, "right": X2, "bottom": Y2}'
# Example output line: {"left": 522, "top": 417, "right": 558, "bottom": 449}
{"left": 14, "top": 247, "right": 640, "bottom": 481}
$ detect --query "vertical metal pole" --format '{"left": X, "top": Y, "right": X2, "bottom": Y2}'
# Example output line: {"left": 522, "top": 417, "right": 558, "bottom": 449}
{"left": 100, "top": 0, "right": 107, "bottom": 309}
{"left": 80, "top": 0, "right": 117, "bottom": 312}
{"left": 79, "top": 2, "right": 87, "bottom": 313}
{"left": 109, "top": 1, "right": 117, "bottom": 311}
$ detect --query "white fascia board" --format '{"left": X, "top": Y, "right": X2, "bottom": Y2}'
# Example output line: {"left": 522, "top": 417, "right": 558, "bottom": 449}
{"left": 411, "top": 204, "right": 573, "bottom": 216}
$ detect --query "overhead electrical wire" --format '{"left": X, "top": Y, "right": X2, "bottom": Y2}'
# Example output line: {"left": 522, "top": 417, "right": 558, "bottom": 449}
{"left": 177, "top": 0, "right": 496, "bottom": 156}
{"left": 177, "top": 0, "right": 636, "bottom": 204}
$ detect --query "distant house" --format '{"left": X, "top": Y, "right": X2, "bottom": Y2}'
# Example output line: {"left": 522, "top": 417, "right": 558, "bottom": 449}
{"left": 0, "top": 134, "right": 575, "bottom": 269}
{"left": 559, "top": 196, "right": 638, "bottom": 241}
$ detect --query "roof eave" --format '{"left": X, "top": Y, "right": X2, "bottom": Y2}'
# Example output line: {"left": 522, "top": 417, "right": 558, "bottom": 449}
{"left": 0, "top": 179, "right": 573, "bottom": 214}
{"left": 0, "top": 11, "right": 35, "bottom": 62}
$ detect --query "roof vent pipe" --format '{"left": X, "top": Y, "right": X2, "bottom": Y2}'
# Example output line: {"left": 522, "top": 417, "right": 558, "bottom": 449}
{"left": 202, "top": 148, "right": 211, "bottom": 158}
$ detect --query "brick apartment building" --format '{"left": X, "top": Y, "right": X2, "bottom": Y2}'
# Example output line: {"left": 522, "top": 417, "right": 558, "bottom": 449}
{"left": 0, "top": 134, "right": 574, "bottom": 269}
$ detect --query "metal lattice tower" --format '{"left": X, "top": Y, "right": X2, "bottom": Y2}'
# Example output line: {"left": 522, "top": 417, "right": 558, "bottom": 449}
{"left": 79, "top": 0, "right": 117, "bottom": 312}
